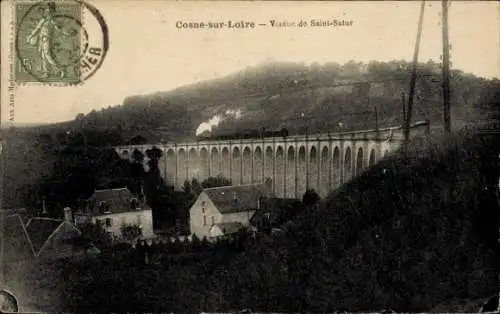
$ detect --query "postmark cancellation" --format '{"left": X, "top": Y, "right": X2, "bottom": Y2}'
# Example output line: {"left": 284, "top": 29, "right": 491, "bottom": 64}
{"left": 13, "top": 0, "right": 108, "bottom": 85}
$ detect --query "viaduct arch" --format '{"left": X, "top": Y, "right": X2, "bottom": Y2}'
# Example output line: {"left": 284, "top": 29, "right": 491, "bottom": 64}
{"left": 115, "top": 121, "right": 429, "bottom": 199}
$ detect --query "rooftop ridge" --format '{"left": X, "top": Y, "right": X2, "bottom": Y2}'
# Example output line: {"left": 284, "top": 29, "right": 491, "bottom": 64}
{"left": 26, "top": 216, "right": 63, "bottom": 227}
{"left": 202, "top": 182, "right": 267, "bottom": 191}
{"left": 94, "top": 187, "right": 129, "bottom": 192}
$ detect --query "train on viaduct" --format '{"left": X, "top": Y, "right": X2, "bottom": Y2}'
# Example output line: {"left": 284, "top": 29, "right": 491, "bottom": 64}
{"left": 114, "top": 121, "right": 430, "bottom": 199}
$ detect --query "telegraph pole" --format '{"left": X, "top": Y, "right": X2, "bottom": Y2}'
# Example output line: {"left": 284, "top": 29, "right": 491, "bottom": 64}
{"left": 441, "top": 0, "right": 452, "bottom": 135}
{"left": 404, "top": 0, "right": 426, "bottom": 153}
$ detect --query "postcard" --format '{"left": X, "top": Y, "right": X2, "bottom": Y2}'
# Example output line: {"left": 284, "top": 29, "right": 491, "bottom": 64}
{"left": 0, "top": 1, "right": 499, "bottom": 313}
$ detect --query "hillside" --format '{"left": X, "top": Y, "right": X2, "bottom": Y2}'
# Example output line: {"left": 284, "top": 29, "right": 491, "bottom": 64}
{"left": 199, "top": 124, "right": 500, "bottom": 312}
{"left": 31, "top": 122, "right": 499, "bottom": 313}
{"left": 76, "top": 60, "right": 498, "bottom": 142}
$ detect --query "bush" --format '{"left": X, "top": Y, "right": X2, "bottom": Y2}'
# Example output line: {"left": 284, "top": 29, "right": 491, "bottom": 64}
{"left": 120, "top": 223, "right": 143, "bottom": 241}
{"left": 203, "top": 127, "right": 500, "bottom": 312}
{"left": 77, "top": 222, "right": 112, "bottom": 249}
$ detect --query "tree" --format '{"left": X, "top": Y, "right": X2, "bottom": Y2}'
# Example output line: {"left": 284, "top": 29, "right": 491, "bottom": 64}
{"left": 75, "top": 113, "right": 85, "bottom": 121}
{"left": 77, "top": 222, "right": 112, "bottom": 249}
{"left": 120, "top": 223, "right": 143, "bottom": 242}
{"left": 143, "top": 146, "right": 170, "bottom": 231}
{"left": 302, "top": 189, "right": 320, "bottom": 209}
{"left": 201, "top": 175, "right": 232, "bottom": 189}
{"left": 183, "top": 178, "right": 202, "bottom": 198}
{"left": 128, "top": 135, "right": 148, "bottom": 145}
{"left": 144, "top": 146, "right": 163, "bottom": 201}
{"left": 34, "top": 133, "right": 54, "bottom": 152}
{"left": 130, "top": 149, "right": 145, "bottom": 196}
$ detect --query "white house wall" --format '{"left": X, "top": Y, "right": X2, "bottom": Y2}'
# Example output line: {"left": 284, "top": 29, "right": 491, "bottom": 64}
{"left": 92, "top": 209, "right": 154, "bottom": 239}
{"left": 189, "top": 192, "right": 222, "bottom": 239}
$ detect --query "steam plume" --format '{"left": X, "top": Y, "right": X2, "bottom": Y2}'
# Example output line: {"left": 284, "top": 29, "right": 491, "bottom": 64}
{"left": 195, "top": 108, "right": 242, "bottom": 136}
{"left": 195, "top": 115, "right": 222, "bottom": 136}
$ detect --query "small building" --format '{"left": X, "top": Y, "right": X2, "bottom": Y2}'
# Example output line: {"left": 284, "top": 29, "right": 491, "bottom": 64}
{"left": 189, "top": 183, "right": 272, "bottom": 240}
{"left": 75, "top": 187, "right": 154, "bottom": 240}
{"left": 2, "top": 208, "right": 99, "bottom": 263}
{"left": 25, "top": 208, "right": 100, "bottom": 261}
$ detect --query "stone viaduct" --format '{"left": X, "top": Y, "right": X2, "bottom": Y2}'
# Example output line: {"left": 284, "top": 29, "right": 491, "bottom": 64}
{"left": 114, "top": 121, "right": 429, "bottom": 199}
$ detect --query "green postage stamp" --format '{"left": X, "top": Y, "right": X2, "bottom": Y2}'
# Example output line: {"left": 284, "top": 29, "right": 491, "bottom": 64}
{"left": 14, "top": 0, "right": 108, "bottom": 84}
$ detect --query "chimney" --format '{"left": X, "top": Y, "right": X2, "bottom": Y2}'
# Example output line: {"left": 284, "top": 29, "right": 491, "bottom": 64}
{"left": 64, "top": 207, "right": 73, "bottom": 223}
{"left": 232, "top": 191, "right": 239, "bottom": 209}
{"left": 42, "top": 196, "right": 47, "bottom": 215}
{"left": 139, "top": 182, "right": 145, "bottom": 202}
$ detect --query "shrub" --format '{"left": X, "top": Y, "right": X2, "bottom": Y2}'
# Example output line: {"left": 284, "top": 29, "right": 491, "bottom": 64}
{"left": 120, "top": 223, "right": 143, "bottom": 241}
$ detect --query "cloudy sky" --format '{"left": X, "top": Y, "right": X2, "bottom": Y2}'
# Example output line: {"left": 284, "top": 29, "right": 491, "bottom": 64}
{"left": 1, "top": 0, "right": 499, "bottom": 124}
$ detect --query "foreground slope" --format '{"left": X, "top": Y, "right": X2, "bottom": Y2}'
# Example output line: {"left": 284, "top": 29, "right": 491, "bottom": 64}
{"left": 202, "top": 125, "right": 500, "bottom": 312}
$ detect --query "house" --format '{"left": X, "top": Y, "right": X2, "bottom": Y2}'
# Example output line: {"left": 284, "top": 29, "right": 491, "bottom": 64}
{"left": 75, "top": 187, "right": 154, "bottom": 240}
{"left": 189, "top": 183, "right": 272, "bottom": 240}
{"left": 2, "top": 208, "right": 99, "bottom": 263}
{"left": 25, "top": 208, "right": 100, "bottom": 261}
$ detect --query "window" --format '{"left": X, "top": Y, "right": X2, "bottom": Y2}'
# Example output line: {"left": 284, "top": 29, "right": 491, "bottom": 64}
{"left": 105, "top": 218, "right": 112, "bottom": 227}
{"left": 211, "top": 216, "right": 215, "bottom": 226}
{"left": 203, "top": 215, "right": 207, "bottom": 226}
{"left": 95, "top": 218, "right": 102, "bottom": 225}
{"left": 201, "top": 201, "right": 206, "bottom": 206}
{"left": 202, "top": 206, "right": 205, "bottom": 214}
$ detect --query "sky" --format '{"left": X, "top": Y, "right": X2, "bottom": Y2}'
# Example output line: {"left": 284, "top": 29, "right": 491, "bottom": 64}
{"left": 1, "top": 0, "right": 499, "bottom": 125}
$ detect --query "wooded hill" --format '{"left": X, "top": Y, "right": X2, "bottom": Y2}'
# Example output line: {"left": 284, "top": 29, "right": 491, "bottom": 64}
{"left": 67, "top": 60, "right": 498, "bottom": 142}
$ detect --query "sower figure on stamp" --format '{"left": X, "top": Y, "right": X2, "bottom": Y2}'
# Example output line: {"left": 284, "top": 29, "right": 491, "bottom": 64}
{"left": 25, "top": 1, "right": 71, "bottom": 79}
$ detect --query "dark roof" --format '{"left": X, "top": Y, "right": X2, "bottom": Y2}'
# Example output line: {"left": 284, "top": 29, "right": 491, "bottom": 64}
{"left": 1, "top": 208, "right": 27, "bottom": 216}
{"left": 213, "top": 222, "right": 244, "bottom": 235}
{"left": 87, "top": 187, "right": 135, "bottom": 203}
{"left": 85, "top": 187, "right": 146, "bottom": 216}
{"left": 203, "top": 183, "right": 270, "bottom": 214}
{"left": 2, "top": 214, "right": 36, "bottom": 262}
{"left": 4, "top": 214, "right": 96, "bottom": 262}
{"left": 1, "top": 208, "right": 30, "bottom": 224}
{"left": 25, "top": 217, "right": 63, "bottom": 254}
{"left": 37, "top": 222, "right": 87, "bottom": 260}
